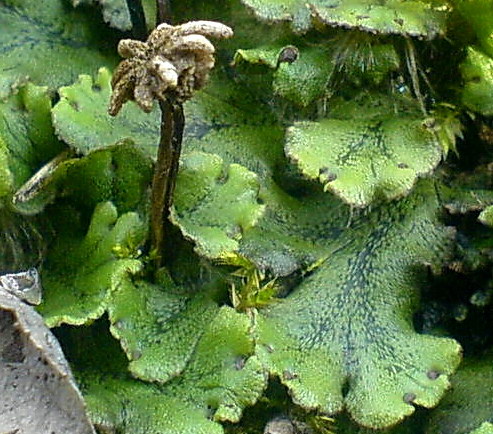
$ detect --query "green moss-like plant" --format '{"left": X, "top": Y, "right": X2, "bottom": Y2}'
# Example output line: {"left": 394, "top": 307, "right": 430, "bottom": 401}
{"left": 1, "top": 0, "right": 493, "bottom": 432}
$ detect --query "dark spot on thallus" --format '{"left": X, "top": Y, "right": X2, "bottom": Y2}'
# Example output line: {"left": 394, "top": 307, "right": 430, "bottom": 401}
{"left": 92, "top": 84, "right": 102, "bottom": 92}
{"left": 51, "top": 93, "right": 61, "bottom": 105}
{"left": 234, "top": 356, "right": 246, "bottom": 370}
{"left": 216, "top": 171, "right": 229, "bottom": 185}
{"left": 341, "top": 378, "right": 350, "bottom": 398}
{"left": 206, "top": 405, "right": 216, "bottom": 419}
{"left": 427, "top": 370, "right": 440, "bottom": 380}
{"left": 277, "top": 46, "right": 299, "bottom": 68}
{"left": 397, "top": 163, "right": 409, "bottom": 169}
{"left": 470, "top": 76, "right": 481, "bottom": 83}
{"left": 283, "top": 370, "right": 298, "bottom": 381}
{"left": 394, "top": 18, "right": 404, "bottom": 26}
{"left": 319, "top": 167, "right": 337, "bottom": 182}
{"left": 110, "top": 156, "right": 119, "bottom": 172}
{"left": 69, "top": 101, "right": 80, "bottom": 112}
{"left": 227, "top": 225, "right": 243, "bottom": 238}
{"left": 403, "top": 392, "right": 416, "bottom": 404}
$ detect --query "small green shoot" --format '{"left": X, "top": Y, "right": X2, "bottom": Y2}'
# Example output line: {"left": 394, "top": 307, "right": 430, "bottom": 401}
{"left": 217, "top": 252, "right": 279, "bottom": 311}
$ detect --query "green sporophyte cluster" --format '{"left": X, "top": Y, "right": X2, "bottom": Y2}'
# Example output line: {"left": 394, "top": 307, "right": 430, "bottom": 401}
{"left": 1, "top": 0, "right": 493, "bottom": 433}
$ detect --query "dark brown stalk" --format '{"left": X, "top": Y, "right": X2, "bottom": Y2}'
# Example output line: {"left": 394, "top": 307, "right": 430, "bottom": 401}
{"left": 150, "top": 100, "right": 184, "bottom": 266}
{"left": 149, "top": 0, "right": 184, "bottom": 268}
{"left": 156, "top": 0, "right": 172, "bottom": 25}
{"left": 125, "top": 0, "right": 148, "bottom": 40}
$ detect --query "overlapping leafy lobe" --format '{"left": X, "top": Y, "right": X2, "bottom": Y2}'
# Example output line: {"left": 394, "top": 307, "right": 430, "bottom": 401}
{"left": 57, "top": 142, "right": 153, "bottom": 214}
{"left": 286, "top": 94, "right": 442, "bottom": 207}
{"left": 425, "top": 353, "right": 493, "bottom": 433}
{"left": 251, "top": 181, "right": 461, "bottom": 428}
{"left": 52, "top": 68, "right": 161, "bottom": 157}
{"left": 171, "top": 152, "right": 265, "bottom": 259}
{"left": 173, "top": 307, "right": 267, "bottom": 423}
{"left": 239, "top": 0, "right": 449, "bottom": 37}
{"left": 64, "top": 321, "right": 225, "bottom": 434}
{"left": 0, "top": 0, "right": 116, "bottom": 97}
{"left": 108, "top": 275, "right": 221, "bottom": 383}
{"left": 38, "top": 201, "right": 145, "bottom": 327}
{"left": 39, "top": 202, "right": 267, "bottom": 430}
{"left": 81, "top": 307, "right": 266, "bottom": 433}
